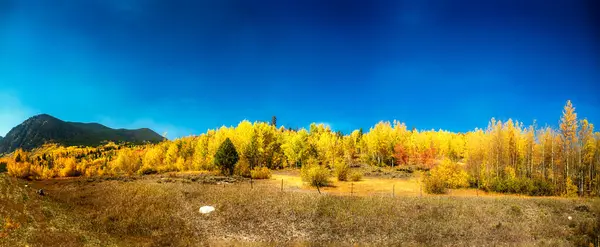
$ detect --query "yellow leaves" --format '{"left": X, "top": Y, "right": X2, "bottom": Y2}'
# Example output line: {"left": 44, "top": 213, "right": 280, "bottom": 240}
{"left": 1, "top": 105, "right": 598, "bottom": 199}
{"left": 175, "top": 157, "right": 186, "bottom": 171}
{"left": 235, "top": 120, "right": 254, "bottom": 153}
{"left": 504, "top": 166, "right": 516, "bottom": 180}
{"left": 343, "top": 134, "right": 359, "bottom": 161}
{"left": 233, "top": 159, "right": 251, "bottom": 177}
{"left": 13, "top": 148, "right": 27, "bottom": 163}
{"left": 560, "top": 100, "right": 578, "bottom": 145}
{"left": 300, "top": 161, "right": 330, "bottom": 187}
{"left": 164, "top": 141, "right": 180, "bottom": 166}
{"left": 362, "top": 121, "right": 395, "bottom": 165}
{"left": 429, "top": 158, "right": 470, "bottom": 189}
{"left": 580, "top": 119, "right": 596, "bottom": 165}
{"left": 282, "top": 129, "right": 308, "bottom": 167}
{"left": 250, "top": 166, "right": 272, "bottom": 179}
{"left": 565, "top": 177, "right": 578, "bottom": 197}
{"left": 449, "top": 133, "right": 466, "bottom": 160}
{"left": 7, "top": 160, "right": 31, "bottom": 179}
{"left": 192, "top": 134, "right": 212, "bottom": 170}
{"left": 112, "top": 148, "right": 142, "bottom": 176}
{"left": 315, "top": 131, "right": 342, "bottom": 166}
{"left": 103, "top": 141, "right": 119, "bottom": 151}
{"left": 42, "top": 165, "right": 59, "bottom": 178}
{"left": 59, "top": 157, "right": 79, "bottom": 177}
{"left": 143, "top": 145, "right": 164, "bottom": 171}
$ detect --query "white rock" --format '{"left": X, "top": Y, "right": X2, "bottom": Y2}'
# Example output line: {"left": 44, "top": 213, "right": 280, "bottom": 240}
{"left": 24, "top": 184, "right": 28, "bottom": 188}
{"left": 568, "top": 216, "right": 572, "bottom": 220}
{"left": 199, "top": 206, "right": 215, "bottom": 214}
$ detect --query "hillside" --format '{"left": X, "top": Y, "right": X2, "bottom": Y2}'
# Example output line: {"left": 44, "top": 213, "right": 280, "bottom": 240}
{"left": 0, "top": 114, "right": 164, "bottom": 154}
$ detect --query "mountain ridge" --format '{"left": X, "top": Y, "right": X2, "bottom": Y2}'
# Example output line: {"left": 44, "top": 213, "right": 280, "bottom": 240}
{"left": 0, "top": 114, "right": 165, "bottom": 154}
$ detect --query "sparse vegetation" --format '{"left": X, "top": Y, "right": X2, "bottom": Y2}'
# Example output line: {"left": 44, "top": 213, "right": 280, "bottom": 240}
{"left": 424, "top": 174, "right": 447, "bottom": 194}
{"left": 349, "top": 171, "right": 363, "bottom": 181}
{"left": 250, "top": 166, "right": 272, "bottom": 179}
{"left": 333, "top": 160, "right": 349, "bottom": 181}
{"left": 301, "top": 163, "right": 330, "bottom": 187}
{"left": 234, "top": 159, "right": 251, "bottom": 177}
{"left": 1, "top": 173, "right": 598, "bottom": 246}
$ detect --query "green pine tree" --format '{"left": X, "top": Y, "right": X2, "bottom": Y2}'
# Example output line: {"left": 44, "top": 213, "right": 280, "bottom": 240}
{"left": 214, "top": 138, "right": 239, "bottom": 176}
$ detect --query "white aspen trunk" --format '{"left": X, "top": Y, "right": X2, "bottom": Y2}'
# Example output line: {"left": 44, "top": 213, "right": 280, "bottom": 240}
{"left": 579, "top": 146, "right": 583, "bottom": 195}
{"left": 496, "top": 148, "right": 500, "bottom": 178}
{"left": 531, "top": 136, "right": 534, "bottom": 178}
{"left": 542, "top": 138, "right": 546, "bottom": 179}
{"left": 567, "top": 149, "right": 569, "bottom": 180}
{"left": 551, "top": 135, "right": 555, "bottom": 188}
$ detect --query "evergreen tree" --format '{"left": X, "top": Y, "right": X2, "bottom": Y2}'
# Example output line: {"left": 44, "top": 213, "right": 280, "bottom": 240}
{"left": 271, "top": 116, "right": 277, "bottom": 127}
{"left": 214, "top": 138, "right": 239, "bottom": 176}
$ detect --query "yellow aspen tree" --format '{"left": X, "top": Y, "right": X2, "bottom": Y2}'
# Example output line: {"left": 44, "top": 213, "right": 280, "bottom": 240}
{"left": 579, "top": 119, "right": 594, "bottom": 194}
{"left": 560, "top": 100, "right": 578, "bottom": 185}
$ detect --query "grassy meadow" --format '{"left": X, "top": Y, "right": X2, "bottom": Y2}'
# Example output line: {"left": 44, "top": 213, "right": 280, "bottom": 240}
{"left": 1, "top": 170, "right": 599, "bottom": 246}
{"left": 1, "top": 101, "right": 599, "bottom": 246}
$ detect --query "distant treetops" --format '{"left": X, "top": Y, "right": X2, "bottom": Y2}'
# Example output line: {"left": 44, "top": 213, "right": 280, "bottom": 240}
{"left": 1, "top": 100, "right": 599, "bottom": 197}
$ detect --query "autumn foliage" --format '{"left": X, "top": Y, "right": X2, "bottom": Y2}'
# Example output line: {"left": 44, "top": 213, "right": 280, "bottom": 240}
{"left": 1, "top": 101, "right": 599, "bottom": 197}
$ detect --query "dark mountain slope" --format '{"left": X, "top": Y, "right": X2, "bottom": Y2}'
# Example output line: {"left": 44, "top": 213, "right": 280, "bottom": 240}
{"left": 0, "top": 114, "right": 164, "bottom": 154}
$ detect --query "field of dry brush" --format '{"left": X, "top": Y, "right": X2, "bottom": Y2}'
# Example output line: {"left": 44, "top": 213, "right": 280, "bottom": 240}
{"left": 1, "top": 173, "right": 599, "bottom": 246}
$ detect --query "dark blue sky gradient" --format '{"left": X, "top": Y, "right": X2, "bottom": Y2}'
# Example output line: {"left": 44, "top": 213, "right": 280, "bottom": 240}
{"left": 0, "top": 0, "right": 598, "bottom": 137}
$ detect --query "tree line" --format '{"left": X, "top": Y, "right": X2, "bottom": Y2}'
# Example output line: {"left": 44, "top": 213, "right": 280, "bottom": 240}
{"left": 2, "top": 100, "right": 599, "bottom": 196}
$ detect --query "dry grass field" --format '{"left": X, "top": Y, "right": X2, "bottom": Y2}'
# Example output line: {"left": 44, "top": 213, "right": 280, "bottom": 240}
{"left": 1, "top": 172, "right": 599, "bottom": 246}
{"left": 271, "top": 169, "right": 514, "bottom": 198}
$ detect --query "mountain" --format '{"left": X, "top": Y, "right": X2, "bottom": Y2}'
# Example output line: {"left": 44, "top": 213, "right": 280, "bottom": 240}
{"left": 0, "top": 114, "right": 165, "bottom": 154}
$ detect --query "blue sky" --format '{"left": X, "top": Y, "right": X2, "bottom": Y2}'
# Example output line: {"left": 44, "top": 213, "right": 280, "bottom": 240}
{"left": 1, "top": 0, "right": 598, "bottom": 138}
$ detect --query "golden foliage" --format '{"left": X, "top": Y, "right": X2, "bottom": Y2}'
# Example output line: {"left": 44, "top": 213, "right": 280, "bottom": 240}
{"left": 349, "top": 171, "right": 363, "bottom": 182}
{"left": 250, "top": 166, "right": 272, "bottom": 179}
{"left": 425, "top": 159, "right": 469, "bottom": 194}
{"left": 565, "top": 177, "right": 578, "bottom": 197}
{"left": 301, "top": 159, "right": 330, "bottom": 187}
{"left": 333, "top": 160, "right": 350, "bottom": 181}
{"left": 112, "top": 149, "right": 142, "bottom": 176}
{"left": 234, "top": 159, "right": 251, "bottom": 177}
{"left": 59, "top": 157, "right": 80, "bottom": 177}
{"left": 3, "top": 100, "right": 600, "bottom": 197}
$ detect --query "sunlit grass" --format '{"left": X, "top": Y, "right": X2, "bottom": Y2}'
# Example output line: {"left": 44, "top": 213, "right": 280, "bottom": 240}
{"left": 270, "top": 170, "right": 558, "bottom": 198}
{"left": 1, "top": 172, "right": 597, "bottom": 246}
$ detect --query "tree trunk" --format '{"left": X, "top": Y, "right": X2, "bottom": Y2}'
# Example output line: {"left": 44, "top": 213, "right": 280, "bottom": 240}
{"left": 496, "top": 151, "right": 500, "bottom": 178}
{"left": 551, "top": 136, "right": 555, "bottom": 190}
{"left": 566, "top": 150, "right": 569, "bottom": 180}
{"left": 579, "top": 147, "right": 583, "bottom": 195}
{"left": 542, "top": 140, "right": 546, "bottom": 180}
{"left": 531, "top": 138, "right": 534, "bottom": 178}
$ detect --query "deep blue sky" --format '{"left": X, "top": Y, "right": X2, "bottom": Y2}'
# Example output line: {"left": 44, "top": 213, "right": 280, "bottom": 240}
{"left": 1, "top": 0, "right": 599, "bottom": 138}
